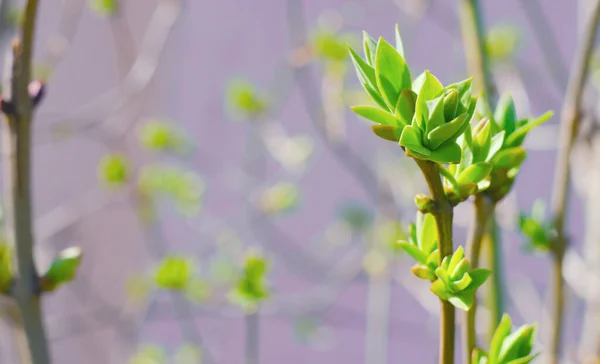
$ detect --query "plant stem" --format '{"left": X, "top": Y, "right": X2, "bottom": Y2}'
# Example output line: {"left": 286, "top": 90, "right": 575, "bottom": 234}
{"left": 415, "top": 159, "right": 454, "bottom": 364}
{"left": 458, "top": 0, "right": 496, "bottom": 104}
{"left": 484, "top": 210, "right": 504, "bottom": 340}
{"left": 2, "top": 0, "right": 50, "bottom": 363}
{"left": 549, "top": 1, "right": 600, "bottom": 361}
{"left": 463, "top": 194, "right": 493, "bottom": 364}
{"left": 245, "top": 312, "right": 260, "bottom": 364}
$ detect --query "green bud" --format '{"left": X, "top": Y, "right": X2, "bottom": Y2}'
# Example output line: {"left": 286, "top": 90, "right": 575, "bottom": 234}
{"left": 414, "top": 193, "right": 436, "bottom": 213}
{"left": 494, "top": 94, "right": 517, "bottom": 136}
{"left": 411, "top": 265, "right": 436, "bottom": 281}
{"left": 429, "top": 246, "right": 490, "bottom": 311}
{"left": 42, "top": 247, "right": 82, "bottom": 292}
{"left": 443, "top": 88, "right": 459, "bottom": 121}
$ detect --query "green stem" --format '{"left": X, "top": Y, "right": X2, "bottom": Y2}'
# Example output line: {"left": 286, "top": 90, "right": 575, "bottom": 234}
{"left": 415, "top": 159, "right": 455, "bottom": 364}
{"left": 3, "top": 1, "right": 50, "bottom": 363}
{"left": 458, "top": 0, "right": 496, "bottom": 104}
{"left": 484, "top": 210, "right": 504, "bottom": 340}
{"left": 463, "top": 194, "right": 493, "bottom": 364}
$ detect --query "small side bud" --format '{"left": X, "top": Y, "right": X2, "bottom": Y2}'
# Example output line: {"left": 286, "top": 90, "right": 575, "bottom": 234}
{"left": 29, "top": 80, "right": 46, "bottom": 108}
{"left": 415, "top": 193, "right": 436, "bottom": 213}
{"left": 41, "top": 247, "right": 82, "bottom": 292}
{"left": 0, "top": 97, "right": 15, "bottom": 116}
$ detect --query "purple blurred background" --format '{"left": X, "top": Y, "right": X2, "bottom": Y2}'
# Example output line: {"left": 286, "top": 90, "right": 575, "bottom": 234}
{"left": 0, "top": 0, "right": 595, "bottom": 363}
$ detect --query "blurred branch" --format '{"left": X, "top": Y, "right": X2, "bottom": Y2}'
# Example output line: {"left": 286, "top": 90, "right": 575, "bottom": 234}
{"left": 458, "top": 0, "right": 496, "bottom": 103}
{"left": 38, "top": 0, "right": 84, "bottom": 78}
{"left": 549, "top": 0, "right": 600, "bottom": 362}
{"left": 38, "top": 0, "right": 181, "bottom": 142}
{"left": 518, "top": 0, "right": 568, "bottom": 92}
{"left": 285, "top": 0, "right": 397, "bottom": 216}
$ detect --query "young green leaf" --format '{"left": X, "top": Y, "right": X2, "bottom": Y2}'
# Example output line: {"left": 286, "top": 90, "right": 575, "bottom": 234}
{"left": 398, "top": 242, "right": 428, "bottom": 264}
{"left": 371, "top": 125, "right": 402, "bottom": 142}
{"left": 351, "top": 105, "right": 399, "bottom": 126}
{"left": 487, "top": 131, "right": 506, "bottom": 161}
{"left": 497, "top": 325, "right": 536, "bottom": 363}
{"left": 418, "top": 213, "right": 438, "bottom": 254}
{"left": 490, "top": 314, "right": 513, "bottom": 361}
{"left": 362, "top": 31, "right": 378, "bottom": 65}
{"left": 491, "top": 147, "right": 527, "bottom": 169}
{"left": 425, "top": 142, "right": 462, "bottom": 164}
{"left": 399, "top": 126, "right": 431, "bottom": 155}
{"left": 504, "top": 110, "right": 554, "bottom": 148}
{"left": 395, "top": 89, "right": 417, "bottom": 126}
{"left": 473, "top": 118, "right": 492, "bottom": 162}
{"left": 443, "top": 88, "right": 459, "bottom": 121}
{"left": 412, "top": 70, "right": 444, "bottom": 101}
{"left": 457, "top": 162, "right": 493, "bottom": 185}
{"left": 349, "top": 47, "right": 389, "bottom": 110}
{"left": 448, "top": 246, "right": 465, "bottom": 275}
{"left": 425, "top": 95, "right": 446, "bottom": 136}
{"left": 375, "top": 38, "right": 411, "bottom": 108}
{"left": 430, "top": 279, "right": 452, "bottom": 300}
{"left": 42, "top": 247, "right": 83, "bottom": 291}
{"left": 450, "top": 272, "right": 472, "bottom": 291}
{"left": 448, "top": 291, "right": 474, "bottom": 311}
{"left": 427, "top": 113, "right": 470, "bottom": 149}
{"left": 494, "top": 94, "right": 517, "bottom": 136}
{"left": 394, "top": 24, "right": 405, "bottom": 58}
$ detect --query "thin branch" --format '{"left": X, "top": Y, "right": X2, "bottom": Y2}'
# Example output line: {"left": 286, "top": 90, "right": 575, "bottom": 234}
{"left": 458, "top": 0, "right": 496, "bottom": 104}
{"left": 517, "top": 0, "right": 568, "bottom": 92}
{"left": 415, "top": 159, "right": 455, "bottom": 364}
{"left": 3, "top": 1, "right": 51, "bottom": 363}
{"left": 463, "top": 194, "right": 493, "bottom": 364}
{"left": 549, "top": 0, "right": 600, "bottom": 362}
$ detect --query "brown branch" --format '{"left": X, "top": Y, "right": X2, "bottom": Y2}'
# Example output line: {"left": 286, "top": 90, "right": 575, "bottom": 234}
{"left": 549, "top": 0, "right": 600, "bottom": 362}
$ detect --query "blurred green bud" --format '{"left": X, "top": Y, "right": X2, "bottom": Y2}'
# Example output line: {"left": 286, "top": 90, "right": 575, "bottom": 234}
{"left": 98, "top": 153, "right": 130, "bottom": 187}
{"left": 485, "top": 24, "right": 522, "bottom": 62}
{"left": 184, "top": 278, "right": 212, "bottom": 303}
{"left": 138, "top": 165, "right": 205, "bottom": 216}
{"left": 430, "top": 246, "right": 491, "bottom": 311}
{"left": 225, "top": 78, "right": 268, "bottom": 119}
{"left": 0, "top": 243, "right": 12, "bottom": 293}
{"left": 228, "top": 252, "right": 270, "bottom": 312}
{"left": 474, "top": 314, "right": 538, "bottom": 364}
{"left": 154, "top": 256, "right": 193, "bottom": 290}
{"left": 258, "top": 183, "right": 300, "bottom": 215}
{"left": 312, "top": 29, "right": 355, "bottom": 62}
{"left": 89, "top": 0, "right": 119, "bottom": 16}
{"left": 139, "top": 120, "right": 189, "bottom": 154}
{"left": 129, "top": 345, "right": 166, "bottom": 364}
{"left": 174, "top": 344, "right": 202, "bottom": 364}
{"left": 42, "top": 247, "right": 82, "bottom": 292}
{"left": 518, "top": 199, "right": 554, "bottom": 252}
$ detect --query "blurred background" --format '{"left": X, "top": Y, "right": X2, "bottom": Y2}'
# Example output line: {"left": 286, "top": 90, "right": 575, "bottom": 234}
{"left": 0, "top": 0, "right": 598, "bottom": 363}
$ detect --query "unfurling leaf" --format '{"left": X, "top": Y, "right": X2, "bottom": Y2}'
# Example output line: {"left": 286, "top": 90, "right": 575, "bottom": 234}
{"left": 42, "top": 247, "right": 83, "bottom": 292}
